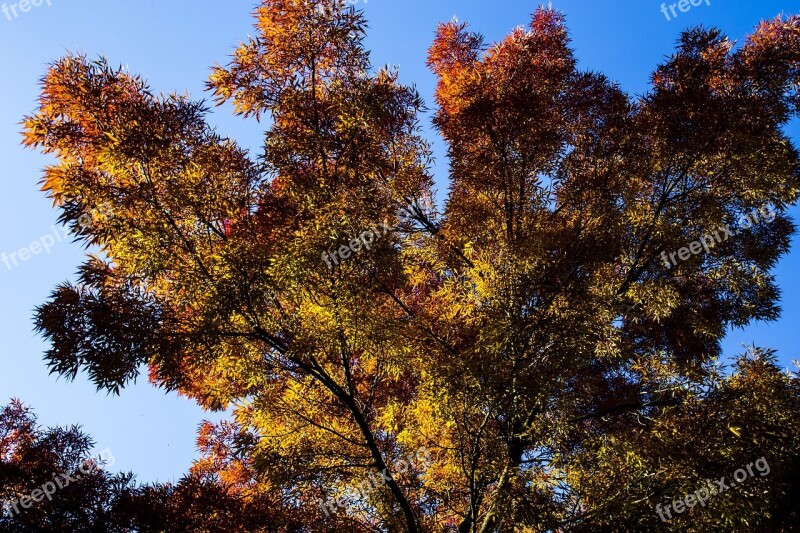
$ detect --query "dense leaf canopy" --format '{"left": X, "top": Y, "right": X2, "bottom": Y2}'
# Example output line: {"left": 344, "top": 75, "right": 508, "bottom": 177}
{"left": 14, "top": 1, "right": 800, "bottom": 530}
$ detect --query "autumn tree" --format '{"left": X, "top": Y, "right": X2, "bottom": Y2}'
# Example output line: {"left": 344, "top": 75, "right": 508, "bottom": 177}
{"left": 0, "top": 399, "right": 131, "bottom": 531}
{"left": 0, "top": 400, "right": 307, "bottom": 532}
{"left": 21, "top": 0, "right": 800, "bottom": 530}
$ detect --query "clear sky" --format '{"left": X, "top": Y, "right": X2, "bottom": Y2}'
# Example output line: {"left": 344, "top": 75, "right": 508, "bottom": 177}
{"left": 1, "top": 0, "right": 798, "bottom": 484}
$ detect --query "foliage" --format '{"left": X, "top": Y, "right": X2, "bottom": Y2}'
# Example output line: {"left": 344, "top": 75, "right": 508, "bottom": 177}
{"left": 0, "top": 400, "right": 308, "bottom": 532}
{"left": 20, "top": 1, "right": 800, "bottom": 530}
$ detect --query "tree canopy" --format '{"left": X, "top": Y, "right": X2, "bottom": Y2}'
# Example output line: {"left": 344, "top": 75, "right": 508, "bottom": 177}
{"left": 16, "top": 1, "right": 800, "bottom": 530}
{"left": 0, "top": 399, "right": 305, "bottom": 532}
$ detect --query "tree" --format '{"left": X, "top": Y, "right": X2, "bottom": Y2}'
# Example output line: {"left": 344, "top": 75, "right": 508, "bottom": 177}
{"left": 0, "top": 399, "right": 131, "bottom": 531}
{"left": 21, "top": 0, "right": 800, "bottom": 530}
{"left": 0, "top": 400, "right": 309, "bottom": 532}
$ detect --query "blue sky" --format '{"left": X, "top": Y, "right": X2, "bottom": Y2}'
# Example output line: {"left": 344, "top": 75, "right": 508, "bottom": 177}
{"left": 1, "top": 0, "right": 798, "bottom": 484}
